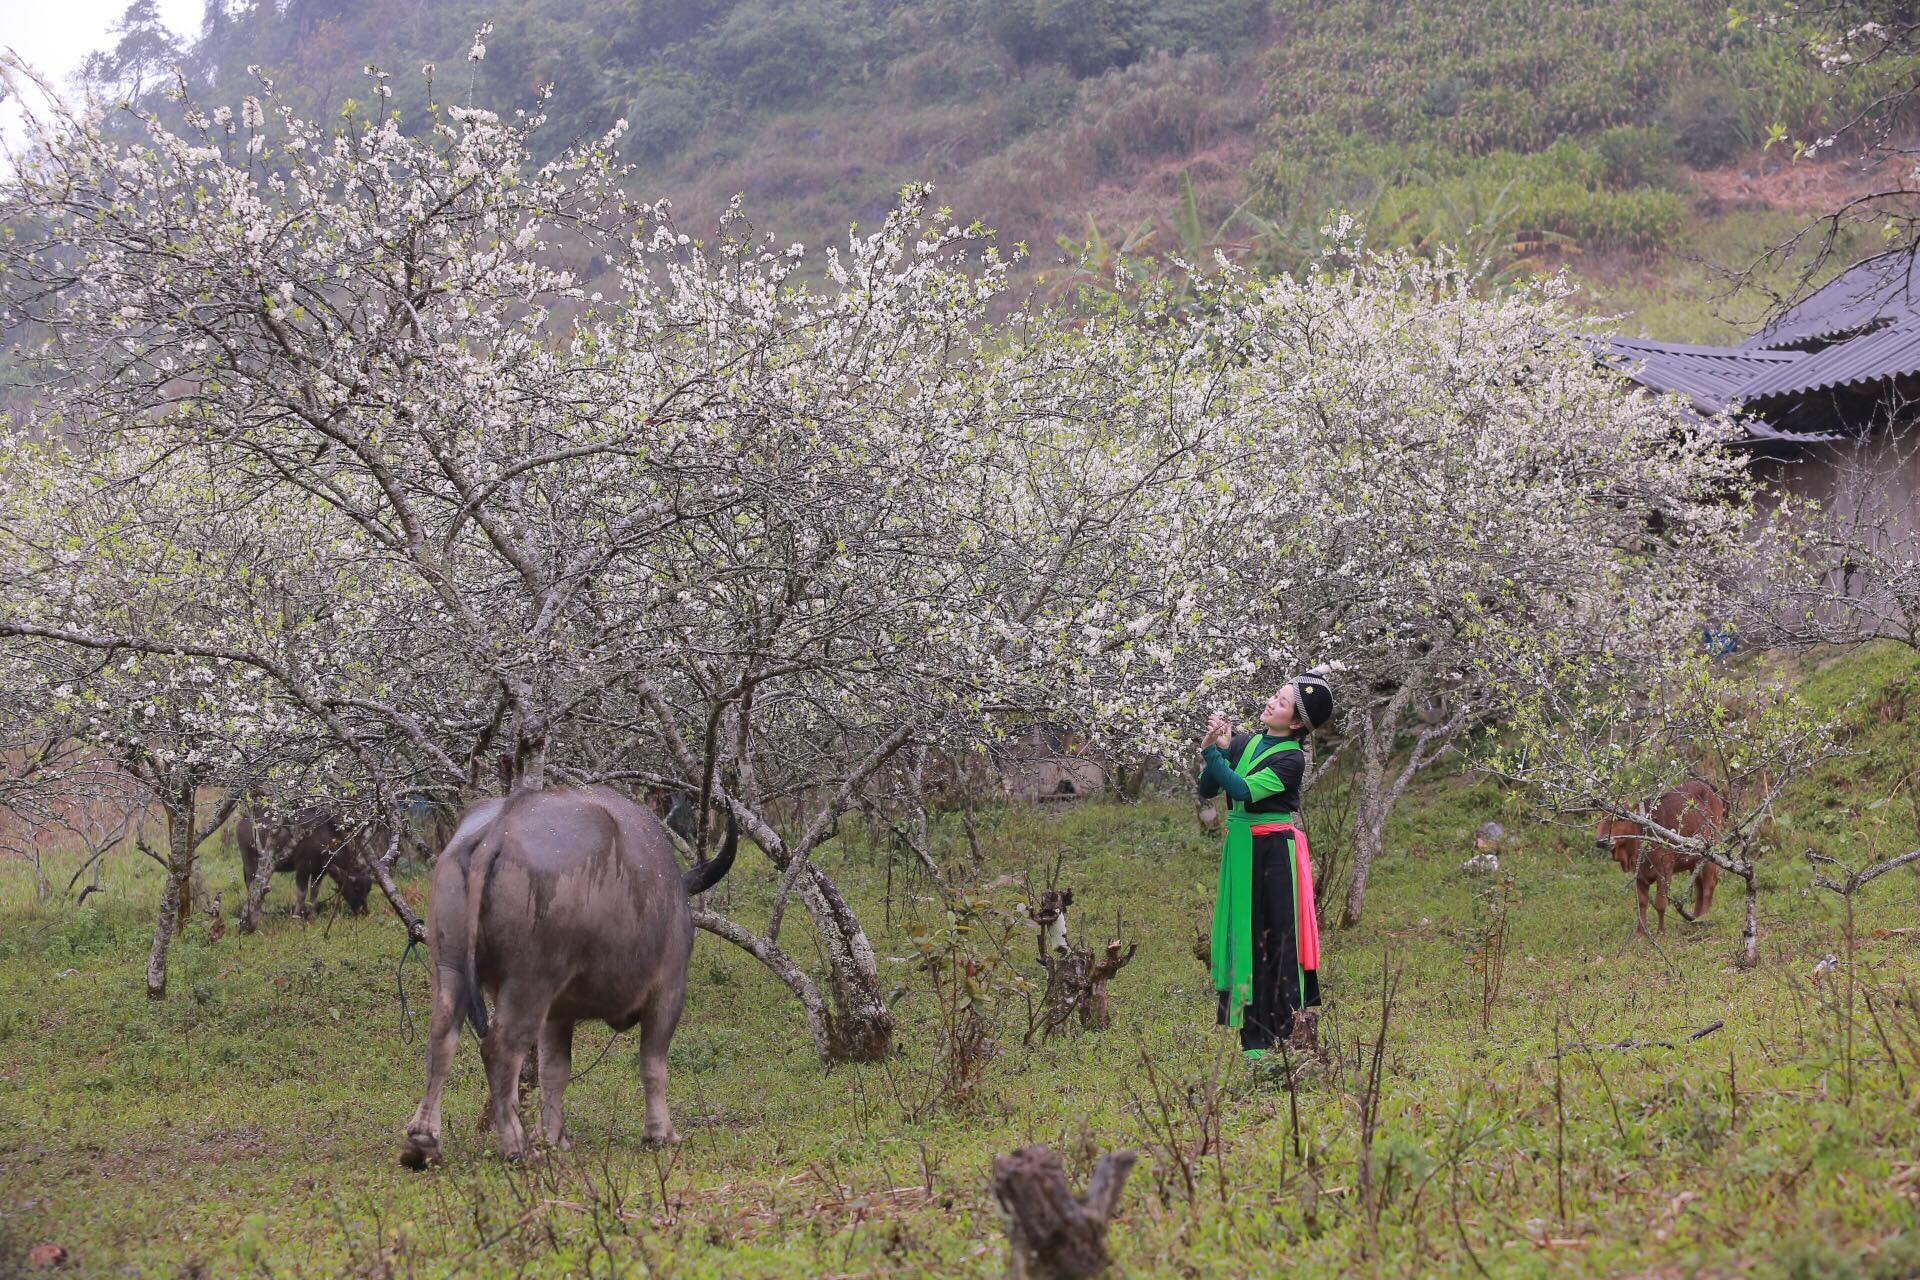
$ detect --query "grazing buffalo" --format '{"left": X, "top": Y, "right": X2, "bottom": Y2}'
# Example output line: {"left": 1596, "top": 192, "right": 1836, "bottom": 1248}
{"left": 237, "top": 807, "right": 375, "bottom": 917}
{"left": 400, "top": 787, "right": 736, "bottom": 1167}
{"left": 1596, "top": 779, "right": 1724, "bottom": 936}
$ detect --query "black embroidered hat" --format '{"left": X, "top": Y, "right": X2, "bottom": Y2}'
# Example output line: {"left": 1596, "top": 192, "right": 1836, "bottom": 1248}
{"left": 1291, "top": 668, "right": 1335, "bottom": 731}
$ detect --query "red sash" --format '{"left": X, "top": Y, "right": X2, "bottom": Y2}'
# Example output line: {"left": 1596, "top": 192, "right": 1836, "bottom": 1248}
{"left": 1248, "top": 821, "right": 1320, "bottom": 970}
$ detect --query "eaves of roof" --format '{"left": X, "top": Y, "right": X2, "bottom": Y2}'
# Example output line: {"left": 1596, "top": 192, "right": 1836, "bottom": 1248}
{"left": 1597, "top": 337, "right": 1847, "bottom": 445}
{"left": 1741, "top": 251, "right": 1920, "bottom": 351}
{"left": 1599, "top": 336, "right": 1807, "bottom": 412}
{"left": 1730, "top": 314, "right": 1920, "bottom": 402}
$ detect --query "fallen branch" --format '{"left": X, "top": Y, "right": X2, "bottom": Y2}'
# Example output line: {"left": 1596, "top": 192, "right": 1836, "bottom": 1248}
{"left": 1552, "top": 1020, "right": 1725, "bottom": 1058}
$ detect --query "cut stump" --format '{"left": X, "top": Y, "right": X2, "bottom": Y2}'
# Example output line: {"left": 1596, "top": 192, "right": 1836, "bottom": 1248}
{"left": 1030, "top": 890, "right": 1136, "bottom": 1040}
{"left": 991, "top": 1144, "right": 1135, "bottom": 1279}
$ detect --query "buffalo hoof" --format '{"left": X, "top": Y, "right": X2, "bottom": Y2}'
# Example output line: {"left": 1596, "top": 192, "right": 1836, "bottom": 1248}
{"left": 642, "top": 1127, "right": 684, "bottom": 1147}
{"left": 399, "top": 1135, "right": 442, "bottom": 1170}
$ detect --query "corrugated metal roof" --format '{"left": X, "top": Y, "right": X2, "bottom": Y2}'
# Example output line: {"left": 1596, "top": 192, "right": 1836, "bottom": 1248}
{"left": 1742, "top": 251, "right": 1920, "bottom": 351}
{"left": 1731, "top": 313, "right": 1920, "bottom": 402}
{"left": 1737, "top": 416, "right": 1846, "bottom": 444}
{"left": 1600, "top": 336, "right": 1806, "bottom": 411}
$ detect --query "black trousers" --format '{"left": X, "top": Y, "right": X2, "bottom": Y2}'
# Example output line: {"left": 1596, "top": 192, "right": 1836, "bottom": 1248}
{"left": 1216, "top": 831, "right": 1322, "bottom": 1051}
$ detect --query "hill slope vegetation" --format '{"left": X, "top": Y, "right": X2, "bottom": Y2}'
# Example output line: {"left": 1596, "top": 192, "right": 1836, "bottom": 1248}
{"left": 63, "top": 0, "right": 1898, "bottom": 331}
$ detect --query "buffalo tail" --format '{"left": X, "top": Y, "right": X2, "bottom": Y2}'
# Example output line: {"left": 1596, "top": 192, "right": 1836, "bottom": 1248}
{"left": 462, "top": 826, "right": 505, "bottom": 1038}
{"left": 684, "top": 813, "right": 738, "bottom": 896}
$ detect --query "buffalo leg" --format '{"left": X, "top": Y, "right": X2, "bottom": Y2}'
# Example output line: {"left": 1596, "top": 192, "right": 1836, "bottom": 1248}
{"left": 638, "top": 989, "right": 686, "bottom": 1145}
{"left": 478, "top": 1055, "right": 538, "bottom": 1135}
{"left": 1654, "top": 873, "right": 1671, "bottom": 933}
{"left": 536, "top": 1019, "right": 575, "bottom": 1149}
{"left": 482, "top": 985, "right": 552, "bottom": 1159}
{"left": 400, "top": 964, "right": 464, "bottom": 1169}
{"left": 293, "top": 871, "right": 313, "bottom": 920}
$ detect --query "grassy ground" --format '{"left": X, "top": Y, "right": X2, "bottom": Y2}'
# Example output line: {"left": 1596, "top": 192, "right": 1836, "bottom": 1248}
{"left": 1569, "top": 207, "right": 1857, "bottom": 345}
{"left": 3, "top": 650, "right": 1920, "bottom": 1277}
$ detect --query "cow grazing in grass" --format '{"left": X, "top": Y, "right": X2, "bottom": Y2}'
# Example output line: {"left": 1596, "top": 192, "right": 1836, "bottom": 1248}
{"left": 400, "top": 787, "right": 735, "bottom": 1167}
{"left": 237, "top": 807, "right": 375, "bottom": 918}
{"left": 1596, "top": 779, "right": 1724, "bottom": 936}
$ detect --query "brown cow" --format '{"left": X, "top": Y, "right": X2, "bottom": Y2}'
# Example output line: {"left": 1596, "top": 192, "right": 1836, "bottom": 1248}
{"left": 1596, "top": 779, "right": 1724, "bottom": 936}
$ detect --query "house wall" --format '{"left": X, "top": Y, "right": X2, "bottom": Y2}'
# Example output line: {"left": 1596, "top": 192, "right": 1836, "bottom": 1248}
{"left": 1753, "top": 432, "right": 1920, "bottom": 545}
{"left": 1750, "top": 432, "right": 1920, "bottom": 629}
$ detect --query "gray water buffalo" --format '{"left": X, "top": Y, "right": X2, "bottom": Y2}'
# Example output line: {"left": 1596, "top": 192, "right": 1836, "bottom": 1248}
{"left": 399, "top": 786, "right": 736, "bottom": 1167}
{"left": 237, "top": 807, "right": 375, "bottom": 917}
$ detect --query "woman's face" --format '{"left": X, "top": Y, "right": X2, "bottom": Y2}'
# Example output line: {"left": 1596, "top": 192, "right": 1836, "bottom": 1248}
{"left": 1261, "top": 686, "right": 1298, "bottom": 732}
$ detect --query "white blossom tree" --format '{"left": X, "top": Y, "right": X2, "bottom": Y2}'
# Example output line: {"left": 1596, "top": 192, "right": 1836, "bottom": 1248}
{"left": 0, "top": 430, "right": 389, "bottom": 994}
{"left": 0, "top": 55, "right": 1779, "bottom": 1037}
{"left": 1040, "top": 247, "right": 1756, "bottom": 925}
{"left": 0, "top": 60, "right": 1224, "bottom": 1053}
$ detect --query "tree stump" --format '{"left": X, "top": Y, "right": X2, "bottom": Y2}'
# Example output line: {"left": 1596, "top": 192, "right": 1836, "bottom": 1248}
{"left": 1030, "top": 890, "right": 1136, "bottom": 1040}
{"left": 991, "top": 1144, "right": 1135, "bottom": 1279}
{"left": 1079, "top": 940, "right": 1137, "bottom": 1031}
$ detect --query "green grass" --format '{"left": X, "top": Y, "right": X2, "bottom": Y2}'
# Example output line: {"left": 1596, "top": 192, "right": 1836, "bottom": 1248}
{"left": 1570, "top": 209, "right": 1864, "bottom": 345}
{"left": 4, "top": 651, "right": 1920, "bottom": 1276}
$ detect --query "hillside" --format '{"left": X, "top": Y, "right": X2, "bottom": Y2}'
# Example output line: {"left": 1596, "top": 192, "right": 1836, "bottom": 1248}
{"left": 61, "top": 0, "right": 1898, "bottom": 333}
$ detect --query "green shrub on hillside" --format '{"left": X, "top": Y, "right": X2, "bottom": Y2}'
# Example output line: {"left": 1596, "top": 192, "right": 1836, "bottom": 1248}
{"left": 1260, "top": 135, "right": 1689, "bottom": 257}
{"left": 965, "top": 51, "right": 1258, "bottom": 233}
{"left": 1250, "top": 0, "right": 1915, "bottom": 258}
{"left": 1593, "top": 124, "right": 1675, "bottom": 190}
{"left": 1260, "top": 0, "right": 1708, "bottom": 162}
{"left": 1663, "top": 73, "right": 1756, "bottom": 167}
{"left": 624, "top": 67, "right": 718, "bottom": 158}
{"left": 985, "top": 0, "right": 1269, "bottom": 74}
{"left": 705, "top": 0, "right": 870, "bottom": 107}
{"left": 986, "top": 0, "right": 1134, "bottom": 75}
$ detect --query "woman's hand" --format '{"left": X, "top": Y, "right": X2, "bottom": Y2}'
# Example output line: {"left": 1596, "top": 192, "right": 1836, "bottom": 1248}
{"left": 1203, "top": 713, "right": 1232, "bottom": 750}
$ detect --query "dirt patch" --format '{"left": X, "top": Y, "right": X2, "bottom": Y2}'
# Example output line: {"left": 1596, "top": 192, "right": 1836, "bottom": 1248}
{"left": 65, "top": 1126, "right": 275, "bottom": 1181}
{"left": 1079, "top": 136, "right": 1264, "bottom": 235}
{"left": 1687, "top": 146, "right": 1906, "bottom": 216}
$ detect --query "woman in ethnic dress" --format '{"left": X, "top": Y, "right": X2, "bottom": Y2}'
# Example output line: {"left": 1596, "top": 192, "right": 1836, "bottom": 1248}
{"left": 1198, "top": 670, "right": 1334, "bottom": 1057}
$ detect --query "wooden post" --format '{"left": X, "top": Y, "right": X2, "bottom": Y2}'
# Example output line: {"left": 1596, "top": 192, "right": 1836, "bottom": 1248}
{"left": 991, "top": 1145, "right": 1136, "bottom": 1279}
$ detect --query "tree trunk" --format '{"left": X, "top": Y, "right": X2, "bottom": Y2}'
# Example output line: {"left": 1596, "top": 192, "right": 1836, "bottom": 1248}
{"left": 368, "top": 831, "right": 427, "bottom": 942}
{"left": 1340, "top": 681, "right": 1458, "bottom": 929}
{"left": 694, "top": 908, "right": 839, "bottom": 1057}
{"left": 188, "top": 862, "right": 217, "bottom": 918}
{"left": 1736, "top": 869, "right": 1760, "bottom": 971}
{"left": 795, "top": 862, "right": 895, "bottom": 1061}
{"left": 239, "top": 833, "right": 278, "bottom": 935}
{"left": 1341, "top": 691, "right": 1400, "bottom": 928}
{"left": 1343, "top": 801, "right": 1386, "bottom": 928}
{"left": 146, "top": 774, "right": 197, "bottom": 1000}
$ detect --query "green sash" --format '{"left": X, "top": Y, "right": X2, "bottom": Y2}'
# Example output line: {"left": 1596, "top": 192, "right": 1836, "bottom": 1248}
{"left": 1209, "top": 736, "right": 1300, "bottom": 1030}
